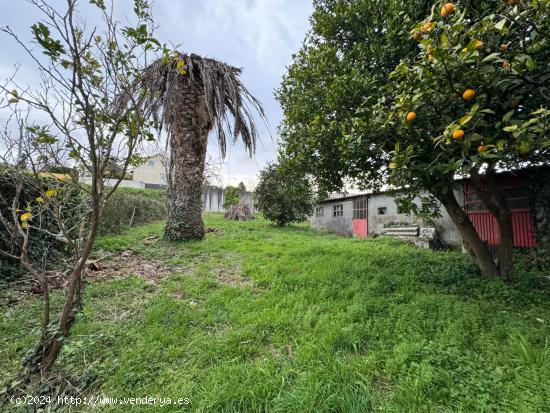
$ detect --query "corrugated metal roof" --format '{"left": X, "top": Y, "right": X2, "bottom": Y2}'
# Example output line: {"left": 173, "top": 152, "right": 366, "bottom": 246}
{"left": 317, "top": 193, "right": 366, "bottom": 204}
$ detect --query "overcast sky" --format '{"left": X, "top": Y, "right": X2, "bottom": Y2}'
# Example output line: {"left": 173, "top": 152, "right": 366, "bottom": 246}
{"left": 0, "top": 0, "right": 313, "bottom": 189}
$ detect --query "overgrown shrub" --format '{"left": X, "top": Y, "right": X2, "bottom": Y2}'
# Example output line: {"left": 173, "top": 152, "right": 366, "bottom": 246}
{"left": 99, "top": 187, "right": 166, "bottom": 235}
{"left": 1, "top": 166, "right": 166, "bottom": 280}
{"left": 222, "top": 186, "right": 240, "bottom": 209}
{"left": 0, "top": 165, "right": 82, "bottom": 281}
{"left": 256, "top": 162, "right": 314, "bottom": 226}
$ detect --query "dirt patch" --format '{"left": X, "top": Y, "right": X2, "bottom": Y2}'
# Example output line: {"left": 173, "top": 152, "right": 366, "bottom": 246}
{"left": 373, "top": 374, "right": 392, "bottom": 392}
{"left": 86, "top": 251, "right": 174, "bottom": 283}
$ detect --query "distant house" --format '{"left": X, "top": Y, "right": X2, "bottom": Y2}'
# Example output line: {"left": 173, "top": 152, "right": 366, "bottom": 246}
{"left": 132, "top": 154, "right": 167, "bottom": 187}
{"left": 311, "top": 167, "right": 549, "bottom": 249}
{"left": 132, "top": 155, "right": 257, "bottom": 212}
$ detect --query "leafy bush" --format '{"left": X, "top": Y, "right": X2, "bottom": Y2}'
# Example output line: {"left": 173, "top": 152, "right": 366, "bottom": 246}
{"left": 222, "top": 186, "right": 240, "bottom": 209}
{"left": 0, "top": 165, "right": 80, "bottom": 281}
{"left": 1, "top": 167, "right": 166, "bottom": 280}
{"left": 256, "top": 162, "right": 314, "bottom": 226}
{"left": 99, "top": 187, "right": 166, "bottom": 235}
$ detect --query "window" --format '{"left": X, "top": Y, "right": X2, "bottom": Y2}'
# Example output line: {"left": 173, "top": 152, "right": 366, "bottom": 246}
{"left": 148, "top": 160, "right": 155, "bottom": 166}
{"left": 333, "top": 204, "right": 343, "bottom": 217}
{"left": 353, "top": 197, "right": 368, "bottom": 219}
{"left": 315, "top": 207, "right": 324, "bottom": 217}
{"left": 377, "top": 207, "right": 387, "bottom": 215}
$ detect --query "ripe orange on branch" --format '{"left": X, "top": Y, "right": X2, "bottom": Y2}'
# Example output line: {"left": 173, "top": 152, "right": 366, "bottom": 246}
{"left": 406, "top": 112, "right": 417, "bottom": 122}
{"left": 452, "top": 130, "right": 465, "bottom": 140}
{"left": 462, "top": 89, "right": 476, "bottom": 101}
{"left": 440, "top": 3, "right": 455, "bottom": 17}
{"left": 477, "top": 144, "right": 488, "bottom": 153}
{"left": 421, "top": 22, "right": 433, "bottom": 33}
{"left": 473, "top": 40, "right": 484, "bottom": 51}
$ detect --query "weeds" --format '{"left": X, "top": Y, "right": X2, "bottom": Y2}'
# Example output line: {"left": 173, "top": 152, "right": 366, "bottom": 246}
{"left": 1, "top": 214, "right": 549, "bottom": 412}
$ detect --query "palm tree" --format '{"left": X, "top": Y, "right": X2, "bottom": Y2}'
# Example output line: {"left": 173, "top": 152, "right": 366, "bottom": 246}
{"left": 138, "top": 53, "right": 265, "bottom": 240}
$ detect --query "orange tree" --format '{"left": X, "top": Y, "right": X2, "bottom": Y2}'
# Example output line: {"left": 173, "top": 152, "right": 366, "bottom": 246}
{"left": 367, "top": 0, "right": 550, "bottom": 279}
{"left": 278, "top": 0, "right": 549, "bottom": 279}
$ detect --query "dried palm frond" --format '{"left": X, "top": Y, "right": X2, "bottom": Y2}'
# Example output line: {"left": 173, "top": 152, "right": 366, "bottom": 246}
{"left": 134, "top": 52, "right": 266, "bottom": 157}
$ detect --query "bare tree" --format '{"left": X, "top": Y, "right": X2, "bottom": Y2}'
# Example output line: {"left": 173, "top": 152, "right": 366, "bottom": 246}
{"left": 0, "top": 0, "right": 163, "bottom": 380}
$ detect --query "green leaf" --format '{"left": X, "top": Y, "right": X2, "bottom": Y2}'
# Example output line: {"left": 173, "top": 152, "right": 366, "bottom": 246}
{"left": 503, "top": 110, "right": 515, "bottom": 122}
{"left": 459, "top": 114, "right": 472, "bottom": 126}
{"left": 494, "top": 18, "right": 507, "bottom": 32}
{"left": 503, "top": 125, "right": 518, "bottom": 132}
{"left": 482, "top": 52, "right": 501, "bottom": 63}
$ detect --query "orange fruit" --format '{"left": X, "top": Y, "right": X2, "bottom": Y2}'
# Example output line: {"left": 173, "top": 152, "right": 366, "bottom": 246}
{"left": 462, "top": 89, "right": 476, "bottom": 101}
{"left": 501, "top": 60, "right": 511, "bottom": 69}
{"left": 510, "top": 99, "right": 520, "bottom": 108}
{"left": 477, "top": 144, "right": 488, "bottom": 153}
{"left": 412, "top": 31, "right": 422, "bottom": 41}
{"left": 421, "top": 22, "right": 433, "bottom": 33}
{"left": 500, "top": 43, "right": 508, "bottom": 52}
{"left": 473, "top": 40, "right": 484, "bottom": 51}
{"left": 406, "top": 112, "right": 417, "bottom": 122}
{"left": 452, "top": 130, "right": 465, "bottom": 140}
{"left": 440, "top": 3, "right": 455, "bottom": 17}
{"left": 507, "top": 0, "right": 519, "bottom": 6}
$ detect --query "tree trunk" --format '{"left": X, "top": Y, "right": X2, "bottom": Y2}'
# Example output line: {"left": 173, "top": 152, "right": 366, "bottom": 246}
{"left": 38, "top": 222, "right": 98, "bottom": 371}
{"left": 469, "top": 169, "right": 514, "bottom": 280}
{"left": 163, "top": 86, "right": 211, "bottom": 241}
{"left": 437, "top": 191, "right": 499, "bottom": 278}
{"left": 496, "top": 208, "right": 514, "bottom": 281}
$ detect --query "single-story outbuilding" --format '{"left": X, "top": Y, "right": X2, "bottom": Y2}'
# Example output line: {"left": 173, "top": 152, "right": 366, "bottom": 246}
{"left": 311, "top": 167, "right": 549, "bottom": 249}
{"left": 311, "top": 190, "right": 462, "bottom": 247}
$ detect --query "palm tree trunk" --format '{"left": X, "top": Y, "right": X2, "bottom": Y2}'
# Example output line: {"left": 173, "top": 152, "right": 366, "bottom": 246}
{"left": 163, "top": 88, "right": 210, "bottom": 241}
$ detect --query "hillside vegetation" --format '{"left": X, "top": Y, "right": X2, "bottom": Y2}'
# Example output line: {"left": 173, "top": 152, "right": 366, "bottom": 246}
{"left": 1, "top": 214, "right": 549, "bottom": 412}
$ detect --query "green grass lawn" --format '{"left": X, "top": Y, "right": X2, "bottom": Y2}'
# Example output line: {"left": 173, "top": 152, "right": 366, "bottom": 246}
{"left": 1, "top": 213, "right": 549, "bottom": 412}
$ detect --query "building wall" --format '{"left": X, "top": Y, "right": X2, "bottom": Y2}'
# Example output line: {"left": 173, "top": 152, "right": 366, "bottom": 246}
{"left": 368, "top": 191, "right": 462, "bottom": 247}
{"left": 202, "top": 186, "right": 257, "bottom": 213}
{"left": 81, "top": 177, "right": 145, "bottom": 189}
{"left": 310, "top": 200, "right": 354, "bottom": 236}
{"left": 202, "top": 186, "right": 225, "bottom": 212}
{"left": 310, "top": 191, "right": 464, "bottom": 247}
{"left": 132, "top": 155, "right": 166, "bottom": 186}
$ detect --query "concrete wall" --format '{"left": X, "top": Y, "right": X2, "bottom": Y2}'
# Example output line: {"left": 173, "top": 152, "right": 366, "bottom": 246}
{"left": 310, "top": 191, "right": 464, "bottom": 247}
{"left": 203, "top": 186, "right": 225, "bottom": 212}
{"left": 368, "top": 191, "right": 462, "bottom": 247}
{"left": 132, "top": 155, "right": 166, "bottom": 186}
{"left": 81, "top": 177, "right": 145, "bottom": 189}
{"left": 310, "top": 199, "right": 354, "bottom": 236}
{"left": 202, "top": 186, "right": 257, "bottom": 213}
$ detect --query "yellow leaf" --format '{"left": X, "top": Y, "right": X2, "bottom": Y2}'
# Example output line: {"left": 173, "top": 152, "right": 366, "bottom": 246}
{"left": 21, "top": 222, "right": 29, "bottom": 229}
{"left": 36, "top": 197, "right": 44, "bottom": 203}
{"left": 45, "top": 189, "right": 57, "bottom": 198}
{"left": 20, "top": 212, "right": 32, "bottom": 222}
{"left": 176, "top": 59, "right": 187, "bottom": 75}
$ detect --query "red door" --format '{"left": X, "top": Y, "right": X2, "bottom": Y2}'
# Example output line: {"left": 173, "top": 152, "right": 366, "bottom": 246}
{"left": 352, "top": 197, "right": 368, "bottom": 238}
